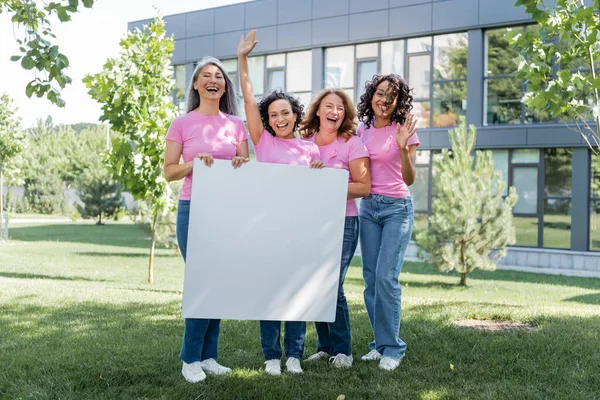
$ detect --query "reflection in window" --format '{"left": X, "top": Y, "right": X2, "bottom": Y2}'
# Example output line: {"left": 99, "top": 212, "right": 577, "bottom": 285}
{"left": 408, "top": 55, "right": 431, "bottom": 99}
{"left": 491, "top": 150, "right": 509, "bottom": 196}
{"left": 513, "top": 216, "right": 538, "bottom": 246}
{"left": 407, "top": 36, "right": 432, "bottom": 53}
{"left": 248, "top": 56, "right": 265, "bottom": 95}
{"left": 591, "top": 200, "right": 600, "bottom": 250}
{"left": 433, "top": 33, "right": 468, "bottom": 80}
{"left": 266, "top": 53, "right": 285, "bottom": 68}
{"left": 433, "top": 81, "right": 466, "bottom": 127}
{"left": 325, "top": 46, "right": 354, "bottom": 89}
{"left": 267, "top": 69, "right": 284, "bottom": 91}
{"left": 380, "top": 40, "right": 404, "bottom": 76}
{"left": 513, "top": 167, "right": 538, "bottom": 214}
{"left": 412, "top": 165, "right": 430, "bottom": 212}
{"left": 175, "top": 65, "right": 187, "bottom": 101}
{"left": 485, "top": 78, "right": 522, "bottom": 125}
{"left": 543, "top": 199, "right": 571, "bottom": 248}
{"left": 544, "top": 149, "right": 572, "bottom": 197}
{"left": 357, "top": 60, "right": 377, "bottom": 103}
{"left": 485, "top": 28, "right": 522, "bottom": 77}
{"left": 412, "top": 102, "right": 431, "bottom": 128}
{"left": 286, "top": 51, "right": 312, "bottom": 92}
{"left": 512, "top": 149, "right": 539, "bottom": 164}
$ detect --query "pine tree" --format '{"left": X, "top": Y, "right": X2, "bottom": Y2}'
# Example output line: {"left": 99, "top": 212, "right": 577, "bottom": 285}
{"left": 416, "top": 124, "right": 518, "bottom": 286}
{"left": 4, "top": 188, "right": 12, "bottom": 212}
{"left": 76, "top": 171, "right": 125, "bottom": 225}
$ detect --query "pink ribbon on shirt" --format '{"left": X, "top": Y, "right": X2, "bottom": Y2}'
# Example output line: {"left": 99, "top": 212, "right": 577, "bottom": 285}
{"left": 382, "top": 135, "right": 394, "bottom": 151}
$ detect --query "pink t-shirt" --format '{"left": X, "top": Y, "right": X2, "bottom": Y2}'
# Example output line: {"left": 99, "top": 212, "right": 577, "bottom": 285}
{"left": 307, "top": 135, "right": 369, "bottom": 216}
{"left": 255, "top": 130, "right": 320, "bottom": 166}
{"left": 357, "top": 121, "right": 420, "bottom": 199}
{"left": 166, "top": 111, "right": 248, "bottom": 200}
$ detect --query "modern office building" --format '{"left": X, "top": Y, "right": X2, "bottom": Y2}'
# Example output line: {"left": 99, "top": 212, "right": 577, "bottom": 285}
{"left": 129, "top": 0, "right": 600, "bottom": 273}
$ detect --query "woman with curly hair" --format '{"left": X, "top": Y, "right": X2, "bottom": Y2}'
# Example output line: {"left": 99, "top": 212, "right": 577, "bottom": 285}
{"left": 237, "top": 30, "right": 324, "bottom": 376}
{"left": 356, "top": 74, "right": 419, "bottom": 371}
{"left": 299, "top": 89, "right": 371, "bottom": 368}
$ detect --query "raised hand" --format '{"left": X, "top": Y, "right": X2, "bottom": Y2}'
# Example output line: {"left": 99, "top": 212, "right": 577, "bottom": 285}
{"left": 395, "top": 114, "right": 418, "bottom": 150}
{"left": 238, "top": 30, "right": 259, "bottom": 58}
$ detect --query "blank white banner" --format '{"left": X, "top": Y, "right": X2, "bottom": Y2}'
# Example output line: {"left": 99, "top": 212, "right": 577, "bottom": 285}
{"left": 181, "top": 158, "right": 349, "bottom": 322}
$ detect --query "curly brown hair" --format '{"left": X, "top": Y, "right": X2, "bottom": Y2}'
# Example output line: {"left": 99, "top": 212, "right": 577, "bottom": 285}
{"left": 299, "top": 89, "right": 356, "bottom": 141}
{"left": 357, "top": 74, "right": 413, "bottom": 129}
{"left": 258, "top": 89, "right": 304, "bottom": 136}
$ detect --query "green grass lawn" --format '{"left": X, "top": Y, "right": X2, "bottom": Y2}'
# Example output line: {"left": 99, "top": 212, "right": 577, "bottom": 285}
{"left": 1, "top": 221, "right": 600, "bottom": 399}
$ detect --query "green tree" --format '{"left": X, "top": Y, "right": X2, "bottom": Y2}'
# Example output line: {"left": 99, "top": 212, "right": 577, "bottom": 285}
{"left": 508, "top": 0, "right": 600, "bottom": 147}
{"left": 76, "top": 171, "right": 125, "bottom": 225}
{"left": 0, "top": 93, "right": 25, "bottom": 239}
{"left": 416, "top": 125, "right": 518, "bottom": 286}
{"left": 83, "top": 16, "right": 177, "bottom": 284}
{"left": 0, "top": 0, "right": 95, "bottom": 106}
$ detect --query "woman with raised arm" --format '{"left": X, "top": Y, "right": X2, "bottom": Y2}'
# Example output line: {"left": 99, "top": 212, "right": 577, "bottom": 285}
{"left": 237, "top": 30, "right": 323, "bottom": 376}
{"left": 299, "top": 89, "right": 371, "bottom": 368}
{"left": 163, "top": 56, "right": 249, "bottom": 384}
{"left": 355, "top": 74, "right": 419, "bottom": 372}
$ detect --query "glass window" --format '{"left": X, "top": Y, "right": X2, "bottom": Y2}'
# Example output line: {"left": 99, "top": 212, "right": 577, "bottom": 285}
{"left": 485, "top": 78, "right": 522, "bottom": 125}
{"left": 292, "top": 92, "right": 312, "bottom": 110}
{"left": 267, "top": 69, "right": 284, "bottom": 91}
{"left": 175, "top": 65, "right": 187, "bottom": 101}
{"left": 380, "top": 40, "right": 404, "bottom": 76}
{"left": 513, "top": 216, "right": 538, "bottom": 246}
{"left": 512, "top": 149, "right": 539, "bottom": 164}
{"left": 592, "top": 151, "right": 600, "bottom": 198}
{"left": 357, "top": 60, "right": 377, "bottom": 102}
{"left": 407, "top": 36, "right": 432, "bottom": 53}
{"left": 267, "top": 53, "right": 285, "bottom": 68}
{"left": 513, "top": 167, "right": 538, "bottom": 214}
{"left": 221, "top": 59, "right": 238, "bottom": 91}
{"left": 286, "top": 51, "right": 312, "bottom": 92}
{"left": 433, "top": 33, "right": 468, "bottom": 80}
{"left": 356, "top": 43, "right": 378, "bottom": 59}
{"left": 325, "top": 46, "right": 354, "bottom": 89}
{"left": 416, "top": 150, "right": 430, "bottom": 165}
{"left": 491, "top": 150, "right": 509, "bottom": 196}
{"left": 412, "top": 101, "right": 431, "bottom": 128}
{"left": 485, "top": 28, "right": 522, "bottom": 77}
{"left": 433, "top": 81, "right": 466, "bottom": 127}
{"left": 412, "top": 165, "right": 430, "bottom": 212}
{"left": 544, "top": 149, "right": 572, "bottom": 197}
{"left": 591, "top": 200, "right": 600, "bottom": 250}
{"left": 543, "top": 199, "right": 571, "bottom": 248}
{"left": 248, "top": 56, "right": 265, "bottom": 95}
{"left": 408, "top": 55, "right": 431, "bottom": 99}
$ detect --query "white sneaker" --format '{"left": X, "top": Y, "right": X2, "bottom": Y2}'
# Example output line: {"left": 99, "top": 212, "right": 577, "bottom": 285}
{"left": 264, "top": 359, "right": 281, "bottom": 376}
{"left": 285, "top": 357, "right": 303, "bottom": 374}
{"left": 198, "top": 358, "right": 231, "bottom": 375}
{"left": 181, "top": 361, "right": 206, "bottom": 383}
{"left": 379, "top": 356, "right": 401, "bottom": 371}
{"left": 330, "top": 353, "right": 353, "bottom": 368}
{"left": 306, "top": 351, "right": 330, "bottom": 361}
{"left": 361, "top": 349, "right": 382, "bottom": 361}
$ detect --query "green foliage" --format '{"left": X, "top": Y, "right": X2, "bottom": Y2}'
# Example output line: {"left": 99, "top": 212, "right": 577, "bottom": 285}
{"left": 0, "top": 0, "right": 95, "bottom": 106}
{"left": 4, "top": 188, "right": 13, "bottom": 212}
{"left": 25, "top": 168, "right": 67, "bottom": 214}
{"left": 76, "top": 171, "right": 125, "bottom": 225}
{"left": 15, "top": 196, "right": 23, "bottom": 214}
{"left": 509, "top": 0, "right": 600, "bottom": 146}
{"left": 416, "top": 125, "right": 518, "bottom": 286}
{"left": 0, "top": 93, "right": 26, "bottom": 185}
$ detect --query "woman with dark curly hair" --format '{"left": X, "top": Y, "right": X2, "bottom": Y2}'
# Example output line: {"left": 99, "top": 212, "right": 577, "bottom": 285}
{"left": 237, "top": 30, "right": 324, "bottom": 376}
{"left": 299, "top": 89, "right": 371, "bottom": 368}
{"left": 356, "top": 74, "right": 419, "bottom": 371}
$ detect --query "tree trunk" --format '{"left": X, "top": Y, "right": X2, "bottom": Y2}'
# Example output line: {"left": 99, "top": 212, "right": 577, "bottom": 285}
{"left": 98, "top": 212, "right": 103, "bottom": 225}
{"left": 148, "top": 213, "right": 158, "bottom": 284}
{"left": 460, "top": 240, "right": 468, "bottom": 286}
{"left": 460, "top": 272, "right": 467, "bottom": 286}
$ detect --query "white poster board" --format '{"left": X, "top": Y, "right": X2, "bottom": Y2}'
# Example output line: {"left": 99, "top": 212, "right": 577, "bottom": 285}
{"left": 181, "top": 158, "right": 348, "bottom": 322}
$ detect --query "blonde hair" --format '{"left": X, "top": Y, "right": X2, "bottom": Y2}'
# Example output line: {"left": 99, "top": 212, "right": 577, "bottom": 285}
{"left": 299, "top": 89, "right": 356, "bottom": 141}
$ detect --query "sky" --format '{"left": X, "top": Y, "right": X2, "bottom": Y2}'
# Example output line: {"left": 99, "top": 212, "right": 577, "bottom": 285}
{"left": 0, "top": 0, "right": 251, "bottom": 128}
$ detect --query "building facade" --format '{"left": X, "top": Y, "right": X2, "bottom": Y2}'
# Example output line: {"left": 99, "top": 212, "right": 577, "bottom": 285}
{"left": 129, "top": 0, "right": 600, "bottom": 272}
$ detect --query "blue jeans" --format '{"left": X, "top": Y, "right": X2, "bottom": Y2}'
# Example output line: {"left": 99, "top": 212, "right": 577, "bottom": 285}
{"left": 260, "top": 321, "right": 306, "bottom": 360}
{"left": 177, "top": 200, "right": 221, "bottom": 363}
{"left": 314, "top": 216, "right": 358, "bottom": 356}
{"left": 359, "top": 194, "right": 413, "bottom": 360}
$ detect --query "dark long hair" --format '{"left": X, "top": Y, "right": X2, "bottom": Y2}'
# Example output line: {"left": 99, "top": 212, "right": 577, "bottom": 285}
{"left": 357, "top": 74, "right": 413, "bottom": 129}
{"left": 299, "top": 89, "right": 356, "bottom": 141}
{"left": 258, "top": 89, "right": 304, "bottom": 136}
{"left": 186, "top": 57, "right": 239, "bottom": 115}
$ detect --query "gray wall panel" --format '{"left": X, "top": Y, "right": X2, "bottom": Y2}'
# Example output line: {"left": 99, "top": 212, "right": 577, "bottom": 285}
{"left": 429, "top": 130, "right": 452, "bottom": 147}
{"left": 254, "top": 25, "right": 278, "bottom": 53}
{"left": 466, "top": 29, "right": 483, "bottom": 127}
{"left": 186, "top": 10, "right": 214, "bottom": 38}
{"left": 172, "top": 39, "right": 186, "bottom": 64}
{"left": 215, "top": 4, "right": 245, "bottom": 34}
{"left": 312, "top": 0, "right": 349, "bottom": 19}
{"left": 128, "top": 19, "right": 152, "bottom": 32}
{"left": 164, "top": 14, "right": 187, "bottom": 40}
{"left": 349, "top": 10, "right": 389, "bottom": 41}
{"left": 416, "top": 131, "right": 431, "bottom": 148}
{"left": 185, "top": 36, "right": 214, "bottom": 62}
{"left": 277, "top": 22, "right": 312, "bottom": 50}
{"left": 214, "top": 30, "right": 246, "bottom": 58}
{"left": 389, "top": 4, "right": 432, "bottom": 36}
{"left": 312, "top": 47, "right": 324, "bottom": 90}
{"left": 390, "top": 0, "right": 431, "bottom": 7}
{"left": 526, "top": 127, "right": 584, "bottom": 146}
{"left": 476, "top": 128, "right": 527, "bottom": 147}
{"left": 278, "top": 0, "right": 312, "bottom": 24}
{"left": 350, "top": 0, "right": 389, "bottom": 13}
{"left": 245, "top": 0, "right": 278, "bottom": 29}
{"left": 479, "top": 0, "right": 529, "bottom": 25}
{"left": 571, "top": 148, "right": 591, "bottom": 251}
{"left": 432, "top": 0, "right": 478, "bottom": 31}
{"left": 312, "top": 16, "right": 349, "bottom": 45}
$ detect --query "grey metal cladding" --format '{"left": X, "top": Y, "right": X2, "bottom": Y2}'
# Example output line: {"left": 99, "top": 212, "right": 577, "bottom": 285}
{"left": 476, "top": 128, "right": 528, "bottom": 147}
{"left": 478, "top": 0, "right": 529, "bottom": 25}
{"left": 389, "top": 0, "right": 431, "bottom": 7}
{"left": 185, "top": 36, "right": 214, "bottom": 61}
{"left": 415, "top": 131, "right": 431, "bottom": 148}
{"left": 245, "top": 0, "right": 277, "bottom": 29}
{"left": 277, "top": 21, "right": 312, "bottom": 50}
{"left": 429, "top": 130, "right": 452, "bottom": 147}
{"left": 254, "top": 26, "right": 278, "bottom": 53}
{"left": 277, "top": 0, "right": 312, "bottom": 24}
{"left": 172, "top": 39, "right": 186, "bottom": 64}
{"left": 214, "top": 30, "right": 246, "bottom": 58}
{"left": 128, "top": 19, "right": 152, "bottom": 33}
{"left": 349, "top": 0, "right": 389, "bottom": 13}
{"left": 389, "top": 3, "right": 433, "bottom": 36}
{"left": 215, "top": 4, "right": 245, "bottom": 34}
{"left": 526, "top": 126, "right": 584, "bottom": 146}
{"left": 186, "top": 10, "right": 215, "bottom": 37}
{"left": 312, "top": 0, "right": 350, "bottom": 19}
{"left": 164, "top": 14, "right": 187, "bottom": 40}
{"left": 349, "top": 10, "right": 389, "bottom": 41}
{"left": 312, "top": 16, "right": 349, "bottom": 45}
{"left": 432, "top": 0, "right": 478, "bottom": 31}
